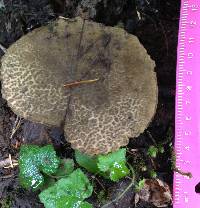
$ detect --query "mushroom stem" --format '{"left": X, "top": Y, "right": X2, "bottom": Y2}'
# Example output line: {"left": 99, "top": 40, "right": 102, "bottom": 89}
{"left": 63, "top": 78, "right": 99, "bottom": 88}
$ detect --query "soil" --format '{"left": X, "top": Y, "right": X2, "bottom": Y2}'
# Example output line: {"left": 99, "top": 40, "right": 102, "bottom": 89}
{"left": 0, "top": 0, "right": 180, "bottom": 207}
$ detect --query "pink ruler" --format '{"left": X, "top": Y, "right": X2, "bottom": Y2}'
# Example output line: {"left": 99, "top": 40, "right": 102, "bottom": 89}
{"left": 173, "top": 0, "right": 200, "bottom": 207}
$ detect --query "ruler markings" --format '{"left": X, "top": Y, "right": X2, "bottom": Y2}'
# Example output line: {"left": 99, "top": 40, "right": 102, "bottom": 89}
{"left": 174, "top": 0, "right": 200, "bottom": 207}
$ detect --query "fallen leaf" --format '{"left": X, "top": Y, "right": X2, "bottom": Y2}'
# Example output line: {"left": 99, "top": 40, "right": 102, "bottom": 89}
{"left": 135, "top": 179, "right": 172, "bottom": 207}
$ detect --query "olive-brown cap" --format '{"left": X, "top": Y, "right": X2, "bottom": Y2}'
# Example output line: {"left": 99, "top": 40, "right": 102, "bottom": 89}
{"left": 1, "top": 17, "right": 157, "bottom": 155}
{"left": 62, "top": 18, "right": 158, "bottom": 155}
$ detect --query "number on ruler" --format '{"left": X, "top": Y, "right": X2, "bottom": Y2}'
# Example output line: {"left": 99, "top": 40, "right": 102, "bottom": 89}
{"left": 185, "top": 130, "right": 191, "bottom": 135}
{"left": 186, "top": 116, "right": 191, "bottom": 121}
{"left": 185, "top": 100, "right": 191, "bottom": 105}
{"left": 184, "top": 175, "right": 190, "bottom": 180}
{"left": 190, "top": 4, "right": 199, "bottom": 11}
{"left": 185, "top": 145, "right": 190, "bottom": 150}
{"left": 184, "top": 191, "right": 189, "bottom": 203}
{"left": 179, "top": 159, "right": 191, "bottom": 165}
{"left": 189, "top": 20, "right": 197, "bottom": 27}
{"left": 188, "top": 52, "right": 193, "bottom": 59}
{"left": 184, "top": 160, "right": 191, "bottom": 165}
{"left": 186, "top": 85, "right": 192, "bottom": 91}
{"left": 188, "top": 37, "right": 195, "bottom": 43}
{"left": 186, "top": 70, "right": 192, "bottom": 75}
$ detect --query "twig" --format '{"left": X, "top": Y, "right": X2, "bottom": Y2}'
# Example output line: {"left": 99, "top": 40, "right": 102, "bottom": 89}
{"left": 0, "top": 154, "right": 18, "bottom": 169}
{"left": 174, "top": 167, "right": 192, "bottom": 178}
{"left": 149, "top": 157, "right": 157, "bottom": 170}
{"left": 127, "top": 149, "right": 138, "bottom": 155}
{"left": 101, "top": 164, "right": 135, "bottom": 208}
{"left": 58, "top": 16, "right": 69, "bottom": 20}
{"left": 0, "top": 174, "right": 14, "bottom": 179}
{"left": 64, "top": 78, "right": 99, "bottom": 88}
{"left": 0, "top": 43, "right": 7, "bottom": 53}
{"left": 172, "top": 148, "right": 192, "bottom": 178}
{"left": 146, "top": 130, "right": 157, "bottom": 145}
{"left": 91, "top": 175, "right": 106, "bottom": 191}
{"left": 10, "top": 116, "right": 22, "bottom": 140}
{"left": 12, "top": 140, "right": 21, "bottom": 149}
{"left": 0, "top": 158, "right": 11, "bottom": 168}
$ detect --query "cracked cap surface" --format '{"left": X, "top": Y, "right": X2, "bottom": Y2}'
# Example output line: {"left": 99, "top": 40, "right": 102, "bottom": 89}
{"left": 1, "top": 17, "right": 157, "bottom": 155}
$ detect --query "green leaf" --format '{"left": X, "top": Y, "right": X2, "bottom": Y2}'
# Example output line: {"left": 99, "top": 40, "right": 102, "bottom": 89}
{"left": 147, "top": 146, "right": 158, "bottom": 158}
{"left": 39, "top": 169, "right": 93, "bottom": 208}
{"left": 54, "top": 159, "right": 74, "bottom": 177}
{"left": 42, "top": 176, "right": 56, "bottom": 191}
{"left": 57, "top": 196, "right": 92, "bottom": 208}
{"left": 135, "top": 179, "right": 145, "bottom": 192}
{"left": 19, "top": 145, "right": 60, "bottom": 190}
{"left": 76, "top": 149, "right": 129, "bottom": 182}
{"left": 97, "top": 148, "right": 130, "bottom": 181}
{"left": 150, "top": 170, "right": 157, "bottom": 178}
{"left": 158, "top": 144, "right": 165, "bottom": 154}
{"left": 75, "top": 151, "right": 99, "bottom": 173}
{"left": 109, "top": 162, "right": 130, "bottom": 182}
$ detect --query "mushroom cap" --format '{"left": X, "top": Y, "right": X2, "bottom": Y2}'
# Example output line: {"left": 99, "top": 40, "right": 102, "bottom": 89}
{"left": 1, "top": 17, "right": 157, "bottom": 155}
{"left": 62, "top": 19, "right": 157, "bottom": 155}
{"left": 1, "top": 20, "right": 75, "bottom": 126}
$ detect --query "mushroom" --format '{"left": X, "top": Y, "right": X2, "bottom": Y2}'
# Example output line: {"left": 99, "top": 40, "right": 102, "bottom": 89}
{"left": 0, "top": 17, "right": 157, "bottom": 155}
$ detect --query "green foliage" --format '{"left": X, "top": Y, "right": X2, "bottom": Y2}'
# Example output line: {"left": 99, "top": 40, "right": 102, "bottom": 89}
{"left": 56, "top": 196, "right": 92, "bottom": 208}
{"left": 157, "top": 145, "right": 165, "bottom": 154}
{"left": 19, "top": 145, "right": 60, "bottom": 190}
{"left": 54, "top": 159, "right": 74, "bottom": 177}
{"left": 147, "top": 145, "right": 158, "bottom": 158}
{"left": 149, "top": 170, "right": 157, "bottom": 178}
{"left": 19, "top": 145, "right": 131, "bottom": 207}
{"left": 39, "top": 169, "right": 93, "bottom": 208}
{"left": 0, "top": 196, "right": 12, "bottom": 208}
{"left": 75, "top": 151, "right": 98, "bottom": 173}
{"left": 97, "top": 190, "right": 107, "bottom": 204}
{"left": 41, "top": 159, "right": 75, "bottom": 190}
{"left": 98, "top": 149, "right": 130, "bottom": 181}
{"left": 75, "top": 149, "right": 130, "bottom": 182}
{"left": 42, "top": 176, "right": 57, "bottom": 191}
{"left": 135, "top": 179, "right": 145, "bottom": 192}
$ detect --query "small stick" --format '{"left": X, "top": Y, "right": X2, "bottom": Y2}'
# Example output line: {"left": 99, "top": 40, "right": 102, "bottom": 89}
{"left": 9, "top": 154, "right": 13, "bottom": 168}
{"left": 174, "top": 167, "right": 192, "bottom": 178}
{"left": 0, "top": 158, "right": 11, "bottom": 168}
{"left": 0, "top": 174, "right": 14, "bottom": 179}
{"left": 146, "top": 130, "right": 157, "bottom": 145}
{"left": 10, "top": 116, "right": 22, "bottom": 140}
{"left": 91, "top": 175, "right": 106, "bottom": 191}
{"left": 12, "top": 140, "right": 21, "bottom": 149}
{"left": 149, "top": 157, "right": 157, "bottom": 170}
{"left": 64, "top": 78, "right": 99, "bottom": 88}
{"left": 0, "top": 43, "right": 7, "bottom": 53}
{"left": 101, "top": 164, "right": 135, "bottom": 208}
{"left": 0, "top": 154, "right": 18, "bottom": 169}
{"left": 58, "top": 16, "right": 69, "bottom": 20}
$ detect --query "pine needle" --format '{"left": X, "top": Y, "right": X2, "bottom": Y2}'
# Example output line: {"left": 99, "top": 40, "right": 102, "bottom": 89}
{"left": 64, "top": 78, "right": 99, "bottom": 88}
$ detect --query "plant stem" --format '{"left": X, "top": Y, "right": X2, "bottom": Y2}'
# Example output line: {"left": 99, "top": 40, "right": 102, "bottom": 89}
{"left": 101, "top": 164, "right": 135, "bottom": 208}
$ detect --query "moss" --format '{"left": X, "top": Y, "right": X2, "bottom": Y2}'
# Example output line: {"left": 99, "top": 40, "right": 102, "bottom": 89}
{"left": 0, "top": 196, "right": 12, "bottom": 208}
